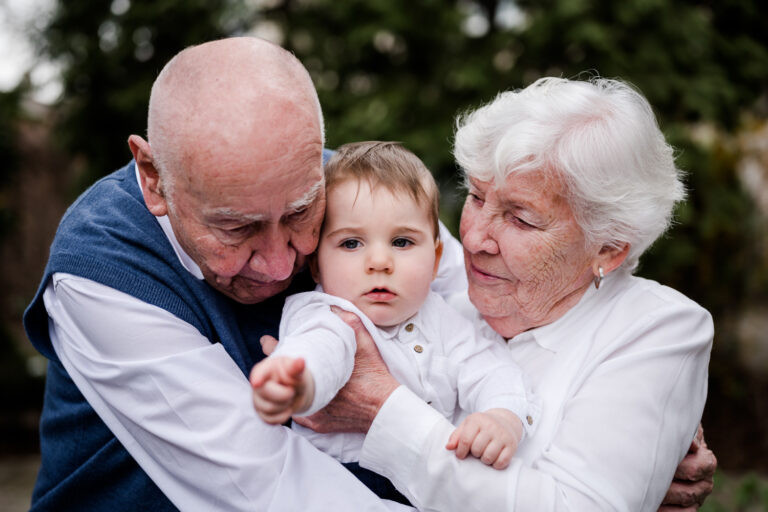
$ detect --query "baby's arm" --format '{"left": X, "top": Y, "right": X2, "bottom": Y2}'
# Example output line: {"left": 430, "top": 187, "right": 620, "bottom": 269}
{"left": 250, "top": 356, "right": 315, "bottom": 425}
{"left": 445, "top": 408, "right": 523, "bottom": 470}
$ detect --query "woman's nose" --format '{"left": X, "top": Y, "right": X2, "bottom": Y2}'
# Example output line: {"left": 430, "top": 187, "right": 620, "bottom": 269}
{"left": 462, "top": 210, "right": 500, "bottom": 255}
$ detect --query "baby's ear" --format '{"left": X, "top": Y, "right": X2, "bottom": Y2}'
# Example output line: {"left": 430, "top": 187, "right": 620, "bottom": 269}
{"left": 308, "top": 253, "right": 321, "bottom": 284}
{"left": 432, "top": 240, "right": 444, "bottom": 279}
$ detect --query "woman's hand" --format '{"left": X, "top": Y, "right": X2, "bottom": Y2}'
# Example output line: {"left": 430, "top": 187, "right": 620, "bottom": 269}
{"left": 288, "top": 305, "right": 399, "bottom": 433}
{"left": 658, "top": 424, "right": 717, "bottom": 511}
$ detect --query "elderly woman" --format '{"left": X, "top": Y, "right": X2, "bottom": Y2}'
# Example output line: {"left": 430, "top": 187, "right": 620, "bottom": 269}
{"left": 296, "top": 76, "right": 714, "bottom": 511}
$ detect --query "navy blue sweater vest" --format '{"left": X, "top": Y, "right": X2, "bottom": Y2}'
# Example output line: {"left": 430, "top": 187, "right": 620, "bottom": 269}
{"left": 23, "top": 162, "right": 314, "bottom": 510}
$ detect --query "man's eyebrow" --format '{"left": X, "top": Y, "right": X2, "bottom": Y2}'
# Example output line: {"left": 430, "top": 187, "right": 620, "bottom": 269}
{"left": 288, "top": 178, "right": 324, "bottom": 211}
{"left": 205, "top": 209, "right": 267, "bottom": 223}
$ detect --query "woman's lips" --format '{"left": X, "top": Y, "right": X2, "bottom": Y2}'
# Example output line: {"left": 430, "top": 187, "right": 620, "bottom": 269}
{"left": 469, "top": 262, "right": 503, "bottom": 282}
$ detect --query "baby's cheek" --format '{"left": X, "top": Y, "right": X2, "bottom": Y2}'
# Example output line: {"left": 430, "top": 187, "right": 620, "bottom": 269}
{"left": 319, "top": 274, "right": 355, "bottom": 302}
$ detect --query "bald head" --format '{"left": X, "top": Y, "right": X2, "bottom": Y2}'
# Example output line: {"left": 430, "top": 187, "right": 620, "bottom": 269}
{"left": 130, "top": 37, "right": 328, "bottom": 303}
{"left": 147, "top": 37, "right": 324, "bottom": 189}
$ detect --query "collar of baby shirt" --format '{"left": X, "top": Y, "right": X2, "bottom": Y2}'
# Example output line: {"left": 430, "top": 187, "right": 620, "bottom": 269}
{"left": 377, "top": 309, "right": 429, "bottom": 343}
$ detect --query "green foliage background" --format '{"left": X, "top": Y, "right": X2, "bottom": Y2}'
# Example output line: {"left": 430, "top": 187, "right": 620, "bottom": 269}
{"left": 2, "top": 0, "right": 768, "bottom": 490}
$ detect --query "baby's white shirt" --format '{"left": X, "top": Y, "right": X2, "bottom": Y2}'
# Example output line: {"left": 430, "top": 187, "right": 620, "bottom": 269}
{"left": 273, "top": 288, "right": 536, "bottom": 463}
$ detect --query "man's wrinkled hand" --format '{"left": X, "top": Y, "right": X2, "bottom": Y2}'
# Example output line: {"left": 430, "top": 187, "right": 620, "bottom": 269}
{"left": 658, "top": 425, "right": 717, "bottom": 511}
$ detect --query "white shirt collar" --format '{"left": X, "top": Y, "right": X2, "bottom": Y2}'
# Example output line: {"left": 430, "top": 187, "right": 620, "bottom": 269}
{"left": 378, "top": 308, "right": 429, "bottom": 342}
{"left": 134, "top": 163, "right": 205, "bottom": 280}
{"left": 314, "top": 283, "right": 430, "bottom": 343}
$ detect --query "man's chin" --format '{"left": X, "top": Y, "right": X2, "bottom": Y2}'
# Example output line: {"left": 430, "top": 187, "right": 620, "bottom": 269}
{"left": 210, "top": 276, "right": 292, "bottom": 304}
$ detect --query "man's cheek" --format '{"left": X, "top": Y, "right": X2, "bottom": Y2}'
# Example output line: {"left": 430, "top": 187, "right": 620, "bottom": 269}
{"left": 195, "top": 241, "right": 248, "bottom": 277}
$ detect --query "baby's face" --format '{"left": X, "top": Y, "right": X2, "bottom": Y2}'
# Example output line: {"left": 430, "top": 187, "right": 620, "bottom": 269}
{"left": 314, "top": 179, "right": 441, "bottom": 327}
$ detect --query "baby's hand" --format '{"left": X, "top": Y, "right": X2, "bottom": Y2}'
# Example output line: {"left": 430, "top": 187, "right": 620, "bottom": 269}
{"left": 445, "top": 408, "right": 523, "bottom": 470}
{"left": 249, "top": 356, "right": 314, "bottom": 425}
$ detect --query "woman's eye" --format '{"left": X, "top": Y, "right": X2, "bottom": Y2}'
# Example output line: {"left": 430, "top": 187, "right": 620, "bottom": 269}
{"left": 392, "top": 238, "right": 412, "bottom": 248}
{"left": 508, "top": 214, "right": 536, "bottom": 230}
{"left": 468, "top": 192, "right": 484, "bottom": 205}
{"left": 341, "top": 239, "right": 360, "bottom": 249}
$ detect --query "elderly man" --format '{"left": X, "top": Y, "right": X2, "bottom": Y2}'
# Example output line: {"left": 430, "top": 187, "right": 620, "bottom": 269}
{"left": 24, "top": 37, "right": 404, "bottom": 511}
{"left": 25, "top": 37, "right": 714, "bottom": 511}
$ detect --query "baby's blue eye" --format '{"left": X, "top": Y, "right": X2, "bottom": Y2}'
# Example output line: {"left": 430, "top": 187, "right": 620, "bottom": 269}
{"left": 392, "top": 238, "right": 412, "bottom": 248}
{"left": 341, "top": 239, "right": 360, "bottom": 249}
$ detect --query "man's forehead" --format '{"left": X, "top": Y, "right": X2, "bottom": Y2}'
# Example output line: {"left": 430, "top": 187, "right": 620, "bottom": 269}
{"left": 200, "top": 174, "right": 324, "bottom": 221}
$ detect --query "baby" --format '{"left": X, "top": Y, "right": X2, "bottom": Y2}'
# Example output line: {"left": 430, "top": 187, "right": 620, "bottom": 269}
{"left": 250, "top": 141, "right": 534, "bottom": 483}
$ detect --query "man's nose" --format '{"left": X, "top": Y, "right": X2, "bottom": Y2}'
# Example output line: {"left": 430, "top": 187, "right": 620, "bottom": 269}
{"left": 247, "top": 225, "right": 295, "bottom": 281}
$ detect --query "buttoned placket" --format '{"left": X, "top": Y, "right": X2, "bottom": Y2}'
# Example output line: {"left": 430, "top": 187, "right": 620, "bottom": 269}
{"left": 501, "top": 330, "right": 541, "bottom": 433}
{"left": 396, "top": 319, "right": 435, "bottom": 405}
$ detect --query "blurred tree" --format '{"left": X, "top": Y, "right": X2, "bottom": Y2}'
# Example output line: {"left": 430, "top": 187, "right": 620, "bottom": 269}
{"left": 0, "top": 85, "right": 23, "bottom": 239}
{"left": 257, "top": 0, "right": 490, "bottom": 224}
{"left": 0, "top": 81, "right": 46, "bottom": 453}
{"left": 35, "top": 0, "right": 258, "bottom": 191}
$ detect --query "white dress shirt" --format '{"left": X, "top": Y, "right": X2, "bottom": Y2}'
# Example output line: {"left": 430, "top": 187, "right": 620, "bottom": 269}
{"left": 359, "top": 272, "right": 713, "bottom": 512}
{"left": 275, "top": 289, "right": 537, "bottom": 463}
{"left": 42, "top": 172, "right": 471, "bottom": 511}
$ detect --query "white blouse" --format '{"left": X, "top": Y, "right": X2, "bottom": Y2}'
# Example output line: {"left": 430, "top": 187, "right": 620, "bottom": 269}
{"left": 360, "top": 272, "right": 713, "bottom": 512}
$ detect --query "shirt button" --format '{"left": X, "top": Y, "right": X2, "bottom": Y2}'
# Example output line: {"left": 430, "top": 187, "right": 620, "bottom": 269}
{"left": 526, "top": 415, "right": 534, "bottom": 425}
{"left": 405, "top": 323, "right": 415, "bottom": 332}
{"left": 413, "top": 345, "right": 423, "bottom": 353}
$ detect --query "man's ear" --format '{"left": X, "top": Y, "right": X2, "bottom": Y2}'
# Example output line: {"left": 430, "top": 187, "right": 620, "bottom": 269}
{"left": 128, "top": 135, "right": 168, "bottom": 217}
{"left": 432, "top": 240, "right": 444, "bottom": 279}
{"left": 593, "top": 242, "right": 630, "bottom": 277}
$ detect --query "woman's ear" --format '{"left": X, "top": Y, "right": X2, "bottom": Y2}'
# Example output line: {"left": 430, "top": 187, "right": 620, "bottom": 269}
{"left": 593, "top": 243, "right": 630, "bottom": 277}
{"left": 432, "top": 240, "right": 444, "bottom": 279}
{"left": 128, "top": 135, "right": 168, "bottom": 217}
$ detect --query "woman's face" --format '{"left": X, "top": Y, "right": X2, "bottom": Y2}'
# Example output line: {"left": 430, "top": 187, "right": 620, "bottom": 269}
{"left": 459, "top": 171, "right": 599, "bottom": 338}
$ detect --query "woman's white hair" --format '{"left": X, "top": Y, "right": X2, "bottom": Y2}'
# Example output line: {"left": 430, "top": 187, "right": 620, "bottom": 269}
{"left": 454, "top": 76, "right": 685, "bottom": 272}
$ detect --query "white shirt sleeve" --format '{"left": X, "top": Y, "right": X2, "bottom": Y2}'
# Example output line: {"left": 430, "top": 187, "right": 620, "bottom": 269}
{"left": 275, "top": 293, "right": 358, "bottom": 415}
{"left": 360, "top": 294, "right": 712, "bottom": 512}
{"left": 45, "top": 273, "right": 410, "bottom": 512}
